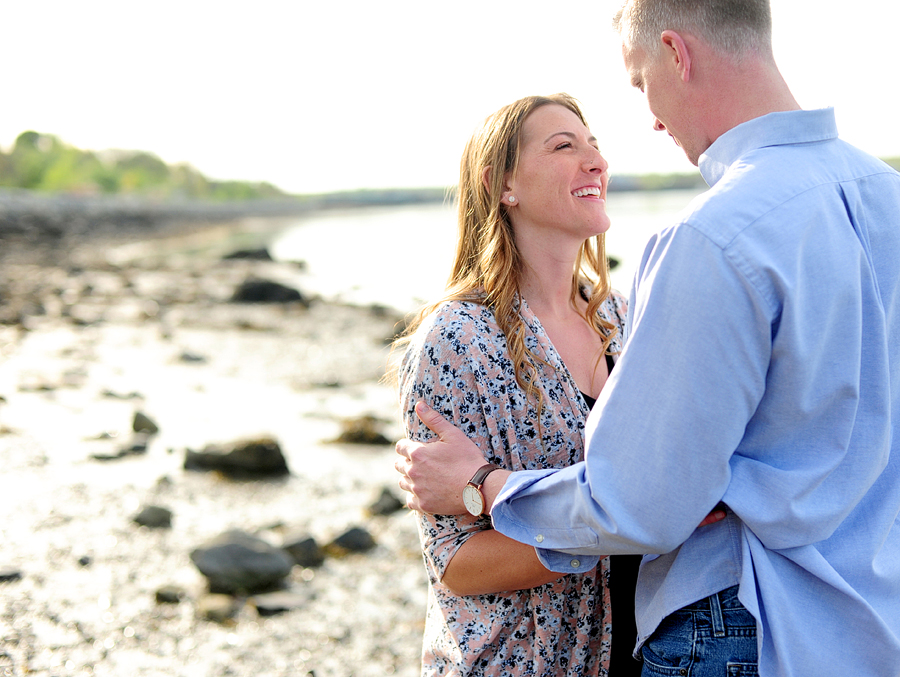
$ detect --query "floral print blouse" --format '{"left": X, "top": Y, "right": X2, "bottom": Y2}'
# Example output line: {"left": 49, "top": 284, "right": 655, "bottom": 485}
{"left": 398, "top": 291, "right": 628, "bottom": 676}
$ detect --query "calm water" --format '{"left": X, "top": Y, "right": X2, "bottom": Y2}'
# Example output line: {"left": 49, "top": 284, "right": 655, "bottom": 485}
{"left": 268, "top": 188, "right": 704, "bottom": 313}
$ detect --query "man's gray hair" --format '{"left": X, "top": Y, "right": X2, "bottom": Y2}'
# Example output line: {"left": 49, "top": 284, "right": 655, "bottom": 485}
{"left": 613, "top": 0, "right": 773, "bottom": 60}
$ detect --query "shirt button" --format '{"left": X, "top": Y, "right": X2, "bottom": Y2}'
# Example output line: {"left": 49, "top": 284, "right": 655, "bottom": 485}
{"left": 535, "top": 534, "right": 544, "bottom": 543}
{"left": 570, "top": 559, "right": 580, "bottom": 568}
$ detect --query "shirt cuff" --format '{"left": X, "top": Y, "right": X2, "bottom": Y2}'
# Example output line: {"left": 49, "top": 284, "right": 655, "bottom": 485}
{"left": 534, "top": 547, "right": 600, "bottom": 574}
{"left": 491, "top": 467, "right": 600, "bottom": 573}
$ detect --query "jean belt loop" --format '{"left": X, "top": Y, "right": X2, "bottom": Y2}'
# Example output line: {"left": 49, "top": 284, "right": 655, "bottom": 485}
{"left": 709, "top": 590, "right": 726, "bottom": 638}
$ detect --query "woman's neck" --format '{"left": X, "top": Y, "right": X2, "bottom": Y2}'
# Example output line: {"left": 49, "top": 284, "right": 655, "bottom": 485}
{"left": 517, "top": 238, "right": 583, "bottom": 318}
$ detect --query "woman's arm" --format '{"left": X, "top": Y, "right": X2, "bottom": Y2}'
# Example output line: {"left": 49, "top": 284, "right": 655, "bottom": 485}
{"left": 399, "top": 303, "right": 571, "bottom": 596}
{"left": 442, "top": 529, "right": 568, "bottom": 596}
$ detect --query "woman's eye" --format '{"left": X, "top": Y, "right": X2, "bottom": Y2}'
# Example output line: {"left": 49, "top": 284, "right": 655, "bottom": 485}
{"left": 555, "top": 142, "right": 572, "bottom": 150}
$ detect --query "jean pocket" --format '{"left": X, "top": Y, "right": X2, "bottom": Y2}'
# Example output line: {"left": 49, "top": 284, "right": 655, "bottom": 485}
{"left": 640, "top": 642, "right": 691, "bottom": 676}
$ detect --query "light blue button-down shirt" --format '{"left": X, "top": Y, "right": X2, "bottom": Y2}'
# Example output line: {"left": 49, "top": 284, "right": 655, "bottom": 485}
{"left": 491, "top": 108, "right": 900, "bottom": 676}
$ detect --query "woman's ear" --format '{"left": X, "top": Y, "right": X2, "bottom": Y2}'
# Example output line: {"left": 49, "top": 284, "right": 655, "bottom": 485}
{"left": 484, "top": 165, "right": 517, "bottom": 207}
{"left": 481, "top": 166, "right": 493, "bottom": 192}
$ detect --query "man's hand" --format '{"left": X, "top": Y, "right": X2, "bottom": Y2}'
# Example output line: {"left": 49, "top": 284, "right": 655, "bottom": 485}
{"left": 395, "top": 401, "right": 493, "bottom": 515}
{"left": 395, "top": 401, "right": 728, "bottom": 529}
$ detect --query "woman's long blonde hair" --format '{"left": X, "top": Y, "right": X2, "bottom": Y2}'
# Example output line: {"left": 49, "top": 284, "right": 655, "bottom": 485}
{"left": 393, "top": 93, "right": 617, "bottom": 412}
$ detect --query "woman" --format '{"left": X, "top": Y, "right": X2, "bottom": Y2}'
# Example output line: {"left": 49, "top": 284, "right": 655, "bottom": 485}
{"left": 394, "top": 93, "right": 640, "bottom": 676}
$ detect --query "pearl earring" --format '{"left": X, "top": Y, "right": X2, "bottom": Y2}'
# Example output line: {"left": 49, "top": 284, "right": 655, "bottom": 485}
{"left": 508, "top": 196, "right": 516, "bottom": 204}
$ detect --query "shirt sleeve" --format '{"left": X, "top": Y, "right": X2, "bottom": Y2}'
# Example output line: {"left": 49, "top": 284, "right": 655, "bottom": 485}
{"left": 491, "top": 223, "right": 772, "bottom": 557}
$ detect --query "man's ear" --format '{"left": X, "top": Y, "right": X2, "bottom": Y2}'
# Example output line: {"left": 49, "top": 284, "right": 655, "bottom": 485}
{"left": 660, "top": 29, "right": 692, "bottom": 82}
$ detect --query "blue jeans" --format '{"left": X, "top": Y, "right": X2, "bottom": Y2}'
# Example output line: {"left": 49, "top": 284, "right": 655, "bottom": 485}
{"left": 640, "top": 585, "right": 759, "bottom": 676}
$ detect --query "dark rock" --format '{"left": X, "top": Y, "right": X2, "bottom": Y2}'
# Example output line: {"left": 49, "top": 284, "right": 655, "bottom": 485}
{"left": 367, "top": 487, "right": 405, "bottom": 516}
{"left": 155, "top": 585, "right": 186, "bottom": 604}
{"left": 90, "top": 450, "right": 128, "bottom": 462}
{"left": 101, "top": 389, "right": 143, "bottom": 399}
{"left": 0, "top": 568, "right": 22, "bottom": 583}
{"left": 133, "top": 411, "right": 159, "bottom": 434}
{"left": 324, "top": 527, "right": 376, "bottom": 557}
{"left": 282, "top": 535, "right": 326, "bottom": 568}
{"left": 90, "top": 432, "right": 151, "bottom": 461}
{"left": 223, "top": 247, "right": 273, "bottom": 261}
{"left": 190, "top": 530, "right": 294, "bottom": 594}
{"left": 179, "top": 351, "right": 208, "bottom": 364}
{"left": 230, "top": 278, "right": 308, "bottom": 305}
{"left": 183, "top": 437, "right": 290, "bottom": 479}
{"left": 249, "top": 590, "right": 307, "bottom": 616}
{"left": 78, "top": 555, "right": 92, "bottom": 567}
{"left": 197, "top": 593, "right": 242, "bottom": 623}
{"left": 330, "top": 415, "right": 392, "bottom": 445}
{"left": 133, "top": 505, "right": 173, "bottom": 529}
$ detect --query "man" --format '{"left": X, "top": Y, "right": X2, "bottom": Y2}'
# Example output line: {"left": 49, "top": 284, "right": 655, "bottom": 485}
{"left": 395, "top": 1, "right": 900, "bottom": 675}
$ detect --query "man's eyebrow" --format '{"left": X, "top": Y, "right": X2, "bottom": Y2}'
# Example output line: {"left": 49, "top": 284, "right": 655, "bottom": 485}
{"left": 544, "top": 131, "right": 599, "bottom": 144}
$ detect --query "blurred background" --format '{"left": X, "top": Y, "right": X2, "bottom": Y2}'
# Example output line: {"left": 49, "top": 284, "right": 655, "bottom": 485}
{"left": 2, "top": 0, "right": 898, "bottom": 196}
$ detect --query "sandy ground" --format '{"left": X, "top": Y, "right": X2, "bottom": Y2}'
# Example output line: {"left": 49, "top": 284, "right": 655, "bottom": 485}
{"left": 0, "top": 221, "right": 429, "bottom": 676}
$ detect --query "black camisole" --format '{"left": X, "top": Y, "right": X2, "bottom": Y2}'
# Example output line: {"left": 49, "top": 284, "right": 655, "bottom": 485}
{"left": 581, "top": 353, "right": 643, "bottom": 676}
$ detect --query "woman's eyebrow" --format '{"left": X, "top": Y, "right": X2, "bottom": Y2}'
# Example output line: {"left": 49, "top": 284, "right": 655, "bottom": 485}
{"left": 544, "top": 131, "right": 598, "bottom": 144}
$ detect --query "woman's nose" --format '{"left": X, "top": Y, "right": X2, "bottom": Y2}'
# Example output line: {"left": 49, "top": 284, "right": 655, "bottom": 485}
{"left": 586, "top": 149, "right": 608, "bottom": 173}
{"left": 653, "top": 117, "right": 667, "bottom": 133}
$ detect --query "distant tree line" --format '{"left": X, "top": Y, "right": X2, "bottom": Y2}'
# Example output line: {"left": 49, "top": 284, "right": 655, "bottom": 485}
{"left": 3, "top": 130, "right": 897, "bottom": 204}
{"left": 0, "top": 131, "right": 286, "bottom": 201}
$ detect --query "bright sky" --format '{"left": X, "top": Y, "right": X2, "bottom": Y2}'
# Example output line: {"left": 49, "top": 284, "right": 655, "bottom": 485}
{"left": 2, "top": 1, "right": 898, "bottom": 195}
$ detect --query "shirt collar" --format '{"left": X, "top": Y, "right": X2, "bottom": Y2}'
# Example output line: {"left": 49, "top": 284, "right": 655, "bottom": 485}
{"left": 699, "top": 108, "right": 839, "bottom": 186}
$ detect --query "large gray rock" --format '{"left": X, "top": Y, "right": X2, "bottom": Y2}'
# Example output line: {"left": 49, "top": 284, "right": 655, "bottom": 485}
{"left": 324, "top": 526, "right": 376, "bottom": 557}
{"left": 133, "top": 505, "right": 173, "bottom": 529}
{"left": 367, "top": 487, "right": 405, "bottom": 516}
{"left": 282, "top": 534, "right": 326, "bottom": 568}
{"left": 330, "top": 415, "right": 392, "bottom": 445}
{"left": 183, "top": 437, "right": 290, "bottom": 479}
{"left": 230, "top": 278, "right": 308, "bottom": 305}
{"left": 132, "top": 411, "right": 159, "bottom": 434}
{"left": 190, "top": 530, "right": 294, "bottom": 594}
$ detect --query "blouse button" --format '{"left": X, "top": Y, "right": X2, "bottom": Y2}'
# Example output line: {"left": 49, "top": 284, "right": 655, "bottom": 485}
{"left": 535, "top": 534, "right": 544, "bottom": 543}
{"left": 570, "top": 559, "right": 581, "bottom": 568}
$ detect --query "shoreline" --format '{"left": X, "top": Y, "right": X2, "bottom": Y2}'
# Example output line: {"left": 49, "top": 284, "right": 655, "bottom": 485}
{"left": 0, "top": 220, "right": 427, "bottom": 676}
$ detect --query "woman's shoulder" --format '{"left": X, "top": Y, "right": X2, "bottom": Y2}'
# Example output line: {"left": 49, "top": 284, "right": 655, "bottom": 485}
{"left": 399, "top": 299, "right": 504, "bottom": 383}
{"left": 418, "top": 299, "right": 499, "bottom": 337}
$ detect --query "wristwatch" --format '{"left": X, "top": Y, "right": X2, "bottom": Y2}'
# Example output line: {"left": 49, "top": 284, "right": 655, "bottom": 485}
{"left": 462, "top": 463, "right": 500, "bottom": 516}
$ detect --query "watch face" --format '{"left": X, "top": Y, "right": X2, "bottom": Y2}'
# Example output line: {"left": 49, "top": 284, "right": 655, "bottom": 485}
{"left": 462, "top": 484, "right": 484, "bottom": 516}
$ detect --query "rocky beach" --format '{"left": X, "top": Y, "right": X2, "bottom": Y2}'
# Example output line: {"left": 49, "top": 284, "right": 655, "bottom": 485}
{"left": 0, "top": 206, "right": 428, "bottom": 676}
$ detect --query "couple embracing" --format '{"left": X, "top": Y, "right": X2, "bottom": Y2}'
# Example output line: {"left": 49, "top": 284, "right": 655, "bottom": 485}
{"left": 392, "top": 1, "right": 900, "bottom": 675}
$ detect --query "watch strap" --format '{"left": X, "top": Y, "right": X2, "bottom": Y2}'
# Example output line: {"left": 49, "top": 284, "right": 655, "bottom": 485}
{"left": 468, "top": 463, "right": 500, "bottom": 488}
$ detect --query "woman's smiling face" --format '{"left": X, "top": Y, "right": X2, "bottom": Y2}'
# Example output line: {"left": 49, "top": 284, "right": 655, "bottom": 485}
{"left": 504, "top": 104, "right": 611, "bottom": 246}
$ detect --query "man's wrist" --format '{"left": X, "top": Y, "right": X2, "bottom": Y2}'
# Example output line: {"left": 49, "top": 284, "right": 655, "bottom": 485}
{"left": 483, "top": 470, "right": 511, "bottom": 514}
